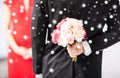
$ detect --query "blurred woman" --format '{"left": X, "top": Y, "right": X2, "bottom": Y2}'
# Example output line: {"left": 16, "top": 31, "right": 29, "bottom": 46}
{"left": 4, "top": 0, "right": 35, "bottom": 78}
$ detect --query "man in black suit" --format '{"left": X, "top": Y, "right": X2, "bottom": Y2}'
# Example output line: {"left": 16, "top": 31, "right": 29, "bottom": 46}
{"left": 31, "top": 0, "right": 120, "bottom": 78}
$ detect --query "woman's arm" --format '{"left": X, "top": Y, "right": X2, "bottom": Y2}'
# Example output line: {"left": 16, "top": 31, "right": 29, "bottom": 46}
{"left": 4, "top": 4, "right": 28, "bottom": 58}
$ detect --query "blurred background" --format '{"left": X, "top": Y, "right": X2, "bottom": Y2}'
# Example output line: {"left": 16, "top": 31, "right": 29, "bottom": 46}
{"left": 0, "top": 0, "right": 8, "bottom": 78}
{"left": 0, "top": 0, "right": 120, "bottom": 78}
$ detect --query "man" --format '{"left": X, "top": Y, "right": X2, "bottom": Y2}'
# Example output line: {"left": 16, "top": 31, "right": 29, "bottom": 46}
{"left": 31, "top": 0, "right": 120, "bottom": 78}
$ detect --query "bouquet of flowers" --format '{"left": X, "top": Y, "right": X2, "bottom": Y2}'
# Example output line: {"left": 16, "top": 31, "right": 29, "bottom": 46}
{"left": 51, "top": 17, "right": 86, "bottom": 62}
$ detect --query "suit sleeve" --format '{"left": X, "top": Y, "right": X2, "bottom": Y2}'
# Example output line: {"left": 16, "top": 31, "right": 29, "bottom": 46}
{"left": 87, "top": 0, "right": 120, "bottom": 53}
{"left": 31, "top": 0, "right": 48, "bottom": 74}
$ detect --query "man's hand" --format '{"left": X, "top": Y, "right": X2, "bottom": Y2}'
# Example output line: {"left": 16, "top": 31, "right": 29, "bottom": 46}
{"left": 67, "top": 42, "right": 84, "bottom": 58}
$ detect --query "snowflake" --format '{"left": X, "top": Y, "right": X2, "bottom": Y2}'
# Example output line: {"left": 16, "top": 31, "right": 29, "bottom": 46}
{"left": 8, "top": 30, "right": 11, "bottom": 33}
{"left": 25, "top": 17, "right": 29, "bottom": 20}
{"left": 51, "top": 50, "right": 55, "bottom": 55}
{"left": 45, "top": 14, "right": 48, "bottom": 17}
{"left": 87, "top": 17, "right": 90, "bottom": 20}
{"left": 82, "top": 3, "right": 86, "bottom": 8}
{"left": 48, "top": 24, "right": 52, "bottom": 28}
{"left": 88, "top": 40, "right": 92, "bottom": 44}
{"left": 112, "top": 37, "right": 115, "bottom": 40}
{"left": 14, "top": 19, "right": 18, "bottom": 23}
{"left": 49, "top": 68, "right": 54, "bottom": 73}
{"left": 83, "top": 67, "right": 87, "bottom": 71}
{"left": 37, "top": 32, "right": 41, "bottom": 35}
{"left": 90, "top": 27, "right": 94, "bottom": 31}
{"left": 20, "top": 9, "right": 24, "bottom": 13}
{"left": 109, "top": 15, "right": 114, "bottom": 19}
{"left": 52, "top": 19, "right": 57, "bottom": 24}
{"left": 59, "top": 10, "right": 63, "bottom": 15}
{"left": 70, "top": 1, "right": 73, "bottom": 5}
{"left": 95, "top": 1, "right": 99, "bottom": 4}
{"left": 8, "top": 49, "right": 12, "bottom": 53}
{"left": 93, "top": 5, "right": 97, "bottom": 8}
{"left": 84, "top": 20, "right": 88, "bottom": 25}
{"left": 88, "top": 11, "right": 91, "bottom": 14}
{"left": 64, "top": 8, "right": 67, "bottom": 11}
{"left": 93, "top": 18, "right": 96, "bottom": 21}
{"left": 112, "top": 4, "right": 118, "bottom": 10}
{"left": 104, "top": 17, "right": 107, "bottom": 21}
{"left": 20, "top": 6, "right": 24, "bottom": 9}
{"left": 13, "top": 31, "right": 17, "bottom": 35}
{"left": 32, "top": 17, "right": 35, "bottom": 20}
{"left": 97, "top": 23, "right": 102, "bottom": 29}
{"left": 104, "top": 38, "right": 108, "bottom": 42}
{"left": 47, "top": 41, "right": 50, "bottom": 44}
{"left": 78, "top": 74, "right": 81, "bottom": 77}
{"left": 35, "top": 4, "right": 39, "bottom": 7}
{"left": 96, "top": 12, "right": 99, "bottom": 14}
{"left": 51, "top": 8, "right": 55, "bottom": 12}
{"left": 40, "top": 1, "right": 43, "bottom": 4}
{"left": 9, "top": 59, "right": 14, "bottom": 63}
{"left": 12, "top": 12, "right": 16, "bottom": 16}
{"left": 32, "top": 27, "right": 35, "bottom": 30}
{"left": 9, "top": 0, "right": 12, "bottom": 4}
{"left": 87, "top": 62, "right": 90, "bottom": 64}
{"left": 96, "top": 51, "right": 100, "bottom": 55}
{"left": 51, "top": 1, "right": 54, "bottom": 4}
{"left": 23, "top": 35, "right": 28, "bottom": 40}
{"left": 104, "top": 1, "right": 109, "bottom": 4}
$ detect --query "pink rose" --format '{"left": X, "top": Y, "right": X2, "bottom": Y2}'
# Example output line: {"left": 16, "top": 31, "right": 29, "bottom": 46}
{"left": 51, "top": 18, "right": 67, "bottom": 44}
{"left": 51, "top": 17, "right": 86, "bottom": 47}
{"left": 56, "top": 18, "right": 67, "bottom": 30}
{"left": 51, "top": 29, "right": 60, "bottom": 44}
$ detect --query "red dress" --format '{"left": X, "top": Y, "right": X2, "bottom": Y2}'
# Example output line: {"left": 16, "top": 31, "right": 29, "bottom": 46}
{"left": 4, "top": 0, "right": 35, "bottom": 78}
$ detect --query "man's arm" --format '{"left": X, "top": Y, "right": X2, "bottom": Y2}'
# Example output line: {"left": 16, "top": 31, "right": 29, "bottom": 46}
{"left": 31, "top": 0, "right": 48, "bottom": 74}
{"left": 86, "top": 0, "right": 120, "bottom": 53}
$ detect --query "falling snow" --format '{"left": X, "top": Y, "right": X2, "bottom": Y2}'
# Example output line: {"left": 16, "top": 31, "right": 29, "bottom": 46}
{"left": 97, "top": 23, "right": 102, "bottom": 29}
{"left": 88, "top": 40, "right": 92, "bottom": 44}
{"left": 49, "top": 68, "right": 54, "bottom": 73}
{"left": 52, "top": 19, "right": 57, "bottom": 24}
{"left": 51, "top": 8, "right": 55, "bottom": 12}
{"left": 82, "top": 3, "right": 86, "bottom": 8}
{"left": 9, "top": 59, "right": 14, "bottom": 63}
{"left": 90, "top": 27, "right": 94, "bottom": 31}
{"left": 95, "top": 51, "right": 100, "bottom": 55}
{"left": 12, "top": 12, "right": 16, "bottom": 16}
{"left": 104, "top": 38, "right": 108, "bottom": 42}
{"left": 59, "top": 10, "right": 63, "bottom": 15}
{"left": 104, "top": 1, "right": 109, "bottom": 4}
{"left": 51, "top": 50, "right": 55, "bottom": 55}
{"left": 31, "top": 0, "right": 120, "bottom": 77}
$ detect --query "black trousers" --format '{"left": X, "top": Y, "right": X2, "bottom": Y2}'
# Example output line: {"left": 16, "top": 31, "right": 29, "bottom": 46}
{"left": 42, "top": 44, "right": 102, "bottom": 78}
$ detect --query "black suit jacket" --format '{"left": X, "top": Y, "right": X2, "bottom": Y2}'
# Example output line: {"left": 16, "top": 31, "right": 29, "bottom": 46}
{"left": 31, "top": 0, "right": 120, "bottom": 78}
